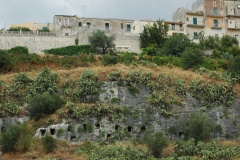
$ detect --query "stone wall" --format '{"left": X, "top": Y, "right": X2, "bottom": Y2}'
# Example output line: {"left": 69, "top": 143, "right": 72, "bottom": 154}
{"left": 33, "top": 82, "right": 240, "bottom": 142}
{"left": 0, "top": 32, "right": 141, "bottom": 54}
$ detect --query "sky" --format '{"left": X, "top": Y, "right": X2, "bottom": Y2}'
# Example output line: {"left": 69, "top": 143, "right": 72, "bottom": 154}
{"left": 0, "top": 0, "right": 196, "bottom": 29}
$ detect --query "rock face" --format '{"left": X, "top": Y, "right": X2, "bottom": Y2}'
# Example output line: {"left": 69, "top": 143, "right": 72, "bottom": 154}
{"left": 0, "top": 116, "right": 29, "bottom": 133}
{"left": 33, "top": 82, "right": 240, "bottom": 142}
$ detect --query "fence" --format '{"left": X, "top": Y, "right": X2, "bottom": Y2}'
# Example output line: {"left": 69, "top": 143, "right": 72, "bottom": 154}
{"left": 0, "top": 31, "right": 56, "bottom": 36}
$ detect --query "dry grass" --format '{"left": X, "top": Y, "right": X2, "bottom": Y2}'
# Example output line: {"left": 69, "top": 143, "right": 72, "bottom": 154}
{"left": 0, "top": 140, "right": 85, "bottom": 160}
{"left": 0, "top": 63, "right": 239, "bottom": 95}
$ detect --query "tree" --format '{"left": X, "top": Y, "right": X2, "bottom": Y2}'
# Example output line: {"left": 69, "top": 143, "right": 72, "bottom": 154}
{"left": 163, "top": 33, "right": 196, "bottom": 56}
{"left": 220, "top": 35, "right": 238, "bottom": 50}
{"left": 8, "top": 27, "right": 30, "bottom": 31}
{"left": 42, "top": 133, "right": 56, "bottom": 153}
{"left": 140, "top": 20, "right": 169, "bottom": 49}
{"left": 88, "top": 29, "right": 115, "bottom": 54}
{"left": 144, "top": 131, "right": 169, "bottom": 158}
{"left": 181, "top": 113, "right": 216, "bottom": 142}
{"left": 181, "top": 47, "right": 204, "bottom": 69}
{"left": 27, "top": 93, "right": 63, "bottom": 120}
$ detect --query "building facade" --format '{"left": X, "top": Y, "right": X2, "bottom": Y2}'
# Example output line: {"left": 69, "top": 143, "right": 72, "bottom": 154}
{"left": 53, "top": 15, "right": 134, "bottom": 36}
{"left": 173, "top": 7, "right": 205, "bottom": 42}
{"left": 173, "top": 0, "right": 240, "bottom": 42}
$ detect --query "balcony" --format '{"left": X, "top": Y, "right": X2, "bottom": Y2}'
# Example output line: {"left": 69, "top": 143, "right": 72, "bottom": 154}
{"left": 186, "top": 20, "right": 205, "bottom": 28}
{"left": 186, "top": 11, "right": 204, "bottom": 16}
{"left": 226, "top": 14, "right": 240, "bottom": 18}
{"left": 211, "top": 25, "right": 222, "bottom": 30}
{"left": 227, "top": 24, "right": 240, "bottom": 30}
{"left": 206, "top": 11, "right": 224, "bottom": 18}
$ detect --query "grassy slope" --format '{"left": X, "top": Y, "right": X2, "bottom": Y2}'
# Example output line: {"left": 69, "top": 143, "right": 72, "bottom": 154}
{"left": 0, "top": 57, "right": 240, "bottom": 159}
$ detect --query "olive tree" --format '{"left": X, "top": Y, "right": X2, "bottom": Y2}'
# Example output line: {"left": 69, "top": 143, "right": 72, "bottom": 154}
{"left": 88, "top": 29, "right": 115, "bottom": 54}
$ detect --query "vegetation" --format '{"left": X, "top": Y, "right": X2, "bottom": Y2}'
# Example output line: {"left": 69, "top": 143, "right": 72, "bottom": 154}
{"left": 8, "top": 46, "right": 29, "bottom": 54}
{"left": 181, "top": 113, "right": 216, "bottom": 142}
{"left": 1, "top": 123, "right": 33, "bottom": 153}
{"left": 181, "top": 48, "right": 204, "bottom": 69}
{"left": 140, "top": 20, "right": 168, "bottom": 49}
{"left": 0, "top": 31, "right": 240, "bottom": 159}
{"left": 44, "top": 45, "right": 95, "bottom": 56}
{"left": 27, "top": 93, "right": 64, "bottom": 120}
{"left": 8, "top": 27, "right": 30, "bottom": 31}
{"left": 42, "top": 133, "right": 56, "bottom": 153}
{"left": 88, "top": 29, "right": 116, "bottom": 54}
{"left": 144, "top": 131, "right": 169, "bottom": 158}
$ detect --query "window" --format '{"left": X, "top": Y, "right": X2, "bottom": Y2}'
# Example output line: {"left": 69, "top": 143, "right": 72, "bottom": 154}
{"left": 171, "top": 24, "right": 175, "bottom": 30}
{"left": 78, "top": 22, "right": 82, "bottom": 27}
{"left": 65, "top": 33, "right": 69, "bottom": 36}
{"left": 105, "top": 22, "right": 110, "bottom": 30}
{"left": 186, "top": 17, "right": 189, "bottom": 21}
{"left": 193, "top": 18, "right": 198, "bottom": 25}
{"left": 86, "top": 22, "right": 91, "bottom": 28}
{"left": 126, "top": 24, "right": 131, "bottom": 32}
{"left": 213, "top": 8, "right": 218, "bottom": 16}
{"left": 194, "top": 32, "right": 198, "bottom": 39}
{"left": 64, "top": 19, "right": 68, "bottom": 26}
{"left": 214, "top": 19, "right": 218, "bottom": 27}
{"left": 58, "top": 19, "right": 62, "bottom": 24}
{"left": 229, "top": 20, "right": 232, "bottom": 24}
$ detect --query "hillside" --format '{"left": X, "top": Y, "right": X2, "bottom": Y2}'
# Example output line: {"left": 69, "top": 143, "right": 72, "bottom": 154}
{"left": 0, "top": 50, "right": 240, "bottom": 159}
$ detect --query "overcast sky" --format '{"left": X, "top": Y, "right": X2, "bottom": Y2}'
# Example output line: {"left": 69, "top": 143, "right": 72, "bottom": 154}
{"left": 0, "top": 0, "right": 196, "bottom": 29}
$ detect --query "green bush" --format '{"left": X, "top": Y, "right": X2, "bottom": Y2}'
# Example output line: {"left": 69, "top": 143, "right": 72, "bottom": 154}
{"left": 44, "top": 45, "right": 95, "bottom": 56}
{"left": 144, "top": 131, "right": 169, "bottom": 158}
{"left": 27, "top": 93, "right": 63, "bottom": 120}
{"left": 1, "top": 124, "right": 20, "bottom": 152}
{"left": 119, "top": 52, "right": 136, "bottom": 65}
{"left": 181, "top": 48, "right": 204, "bottom": 69}
{"left": 8, "top": 46, "right": 29, "bottom": 54}
{"left": 0, "top": 52, "right": 13, "bottom": 72}
{"left": 102, "top": 55, "right": 118, "bottom": 66}
{"left": 1, "top": 123, "right": 33, "bottom": 153}
{"left": 202, "top": 58, "right": 229, "bottom": 70}
{"left": 181, "top": 113, "right": 216, "bottom": 142}
{"left": 228, "top": 56, "right": 240, "bottom": 79}
{"left": 42, "top": 133, "right": 56, "bottom": 153}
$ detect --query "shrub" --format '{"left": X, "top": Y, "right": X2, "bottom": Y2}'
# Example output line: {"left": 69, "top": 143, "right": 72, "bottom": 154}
{"left": 228, "top": 56, "right": 240, "bottom": 79}
{"left": 8, "top": 46, "right": 29, "bottom": 54}
{"left": 42, "top": 133, "right": 56, "bottom": 153}
{"left": 181, "top": 113, "right": 216, "bottom": 142}
{"left": 1, "top": 124, "right": 20, "bottom": 152}
{"left": 102, "top": 55, "right": 118, "bottom": 66}
{"left": 181, "top": 48, "right": 204, "bottom": 69}
{"left": 33, "top": 68, "right": 59, "bottom": 94}
{"left": 0, "top": 52, "right": 13, "bottom": 72}
{"left": 119, "top": 52, "right": 136, "bottom": 65}
{"left": 145, "top": 131, "right": 169, "bottom": 158}
{"left": 44, "top": 45, "right": 95, "bottom": 56}
{"left": 15, "top": 123, "right": 33, "bottom": 152}
{"left": 1, "top": 123, "right": 33, "bottom": 153}
{"left": 27, "top": 93, "right": 64, "bottom": 120}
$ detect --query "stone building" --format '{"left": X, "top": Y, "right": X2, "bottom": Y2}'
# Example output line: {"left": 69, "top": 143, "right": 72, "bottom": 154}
{"left": 53, "top": 15, "right": 134, "bottom": 36}
{"left": 173, "top": 7, "right": 205, "bottom": 42}
{"left": 173, "top": 0, "right": 240, "bottom": 42}
{"left": 131, "top": 20, "right": 184, "bottom": 36}
{"left": 192, "top": 0, "right": 225, "bottom": 37}
{"left": 224, "top": 0, "right": 240, "bottom": 39}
